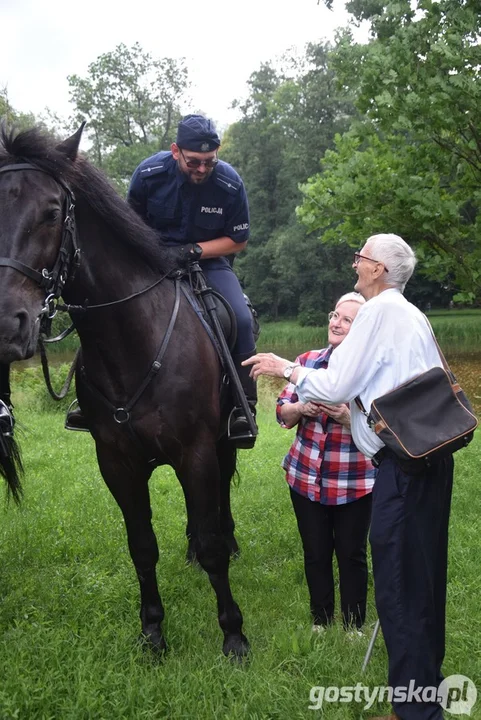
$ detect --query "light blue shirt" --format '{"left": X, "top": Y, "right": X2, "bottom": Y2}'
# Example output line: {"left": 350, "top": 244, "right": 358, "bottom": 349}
{"left": 295, "top": 289, "right": 443, "bottom": 458}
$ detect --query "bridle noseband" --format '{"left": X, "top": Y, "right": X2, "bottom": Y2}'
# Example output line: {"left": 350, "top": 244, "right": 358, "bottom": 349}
{"left": 0, "top": 162, "right": 81, "bottom": 317}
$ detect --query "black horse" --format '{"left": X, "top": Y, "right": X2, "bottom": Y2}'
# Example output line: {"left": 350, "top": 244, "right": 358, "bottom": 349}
{"left": 0, "top": 124, "right": 249, "bottom": 658}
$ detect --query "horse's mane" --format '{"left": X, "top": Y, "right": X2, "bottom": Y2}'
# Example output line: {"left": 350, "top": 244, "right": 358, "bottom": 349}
{"left": 0, "top": 124, "right": 172, "bottom": 272}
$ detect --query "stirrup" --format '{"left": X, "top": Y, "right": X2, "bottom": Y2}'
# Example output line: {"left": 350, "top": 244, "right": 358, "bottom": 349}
{"left": 0, "top": 399, "right": 14, "bottom": 438}
{"left": 65, "top": 400, "right": 90, "bottom": 432}
{"left": 227, "top": 407, "right": 257, "bottom": 449}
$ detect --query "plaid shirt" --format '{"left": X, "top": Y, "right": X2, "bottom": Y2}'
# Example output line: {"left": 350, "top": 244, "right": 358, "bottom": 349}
{"left": 276, "top": 347, "right": 375, "bottom": 505}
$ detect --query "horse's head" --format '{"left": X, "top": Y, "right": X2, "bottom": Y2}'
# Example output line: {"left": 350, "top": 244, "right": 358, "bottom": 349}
{"left": 0, "top": 124, "right": 84, "bottom": 362}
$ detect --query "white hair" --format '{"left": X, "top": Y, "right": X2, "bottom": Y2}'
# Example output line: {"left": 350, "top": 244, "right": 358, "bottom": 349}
{"left": 366, "top": 233, "right": 417, "bottom": 291}
{"left": 335, "top": 292, "right": 365, "bottom": 308}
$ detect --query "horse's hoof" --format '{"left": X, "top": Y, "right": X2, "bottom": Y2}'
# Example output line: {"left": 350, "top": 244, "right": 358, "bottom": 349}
{"left": 138, "top": 630, "right": 167, "bottom": 657}
{"left": 222, "top": 633, "right": 250, "bottom": 662}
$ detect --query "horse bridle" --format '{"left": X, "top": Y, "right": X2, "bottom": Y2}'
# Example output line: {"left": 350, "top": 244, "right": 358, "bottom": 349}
{"left": 0, "top": 162, "right": 81, "bottom": 318}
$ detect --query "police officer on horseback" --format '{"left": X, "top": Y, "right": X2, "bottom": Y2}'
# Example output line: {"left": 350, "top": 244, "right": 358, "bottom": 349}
{"left": 131, "top": 114, "right": 257, "bottom": 446}
{"left": 66, "top": 114, "right": 258, "bottom": 447}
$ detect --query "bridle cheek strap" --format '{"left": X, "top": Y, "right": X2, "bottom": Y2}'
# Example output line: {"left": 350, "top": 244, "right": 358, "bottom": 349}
{"left": 0, "top": 163, "right": 81, "bottom": 299}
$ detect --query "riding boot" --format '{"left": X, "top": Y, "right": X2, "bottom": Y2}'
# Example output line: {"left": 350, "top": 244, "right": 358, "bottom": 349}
{"left": 0, "top": 364, "right": 12, "bottom": 409}
{"left": 65, "top": 401, "right": 90, "bottom": 432}
{"left": 0, "top": 363, "right": 14, "bottom": 444}
{"left": 228, "top": 353, "right": 258, "bottom": 449}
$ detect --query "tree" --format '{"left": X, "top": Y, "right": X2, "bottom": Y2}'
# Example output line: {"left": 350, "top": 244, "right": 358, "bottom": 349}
{"left": 0, "top": 87, "right": 37, "bottom": 131}
{"left": 299, "top": 0, "right": 481, "bottom": 301}
{"left": 68, "top": 43, "right": 190, "bottom": 189}
{"left": 222, "top": 44, "right": 357, "bottom": 319}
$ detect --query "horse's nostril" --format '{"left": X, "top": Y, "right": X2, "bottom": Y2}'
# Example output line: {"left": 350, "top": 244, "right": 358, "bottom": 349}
{"left": 15, "top": 310, "right": 29, "bottom": 336}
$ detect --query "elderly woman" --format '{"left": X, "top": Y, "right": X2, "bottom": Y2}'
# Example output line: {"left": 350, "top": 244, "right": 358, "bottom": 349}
{"left": 276, "top": 293, "right": 375, "bottom": 633}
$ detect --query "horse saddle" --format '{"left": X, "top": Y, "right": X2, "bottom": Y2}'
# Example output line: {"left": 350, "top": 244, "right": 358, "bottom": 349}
{"left": 181, "top": 277, "right": 237, "bottom": 354}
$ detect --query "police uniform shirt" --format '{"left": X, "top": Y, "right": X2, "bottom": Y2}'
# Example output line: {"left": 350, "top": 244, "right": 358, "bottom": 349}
{"left": 128, "top": 151, "right": 250, "bottom": 266}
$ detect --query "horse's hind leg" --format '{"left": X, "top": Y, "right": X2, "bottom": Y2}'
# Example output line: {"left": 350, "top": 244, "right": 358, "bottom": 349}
{"left": 96, "top": 446, "right": 166, "bottom": 654}
{"left": 179, "top": 444, "right": 249, "bottom": 659}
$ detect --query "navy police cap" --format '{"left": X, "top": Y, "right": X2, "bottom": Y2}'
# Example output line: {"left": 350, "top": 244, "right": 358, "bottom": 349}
{"left": 176, "top": 114, "right": 221, "bottom": 152}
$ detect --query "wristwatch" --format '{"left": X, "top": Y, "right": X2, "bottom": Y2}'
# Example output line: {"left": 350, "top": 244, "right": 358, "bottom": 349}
{"left": 283, "top": 362, "right": 300, "bottom": 381}
{"left": 188, "top": 243, "right": 203, "bottom": 260}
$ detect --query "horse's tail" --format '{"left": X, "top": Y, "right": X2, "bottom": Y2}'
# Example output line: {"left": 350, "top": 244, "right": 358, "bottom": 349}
{"left": 0, "top": 433, "right": 23, "bottom": 504}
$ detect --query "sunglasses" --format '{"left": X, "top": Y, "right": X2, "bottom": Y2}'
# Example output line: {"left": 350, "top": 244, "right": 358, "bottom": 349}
{"left": 180, "top": 149, "right": 218, "bottom": 170}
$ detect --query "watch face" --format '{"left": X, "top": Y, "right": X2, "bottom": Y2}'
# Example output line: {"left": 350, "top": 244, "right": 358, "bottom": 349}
{"left": 283, "top": 365, "right": 292, "bottom": 379}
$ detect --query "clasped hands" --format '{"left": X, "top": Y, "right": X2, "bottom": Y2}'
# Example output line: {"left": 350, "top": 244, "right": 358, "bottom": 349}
{"left": 242, "top": 353, "right": 350, "bottom": 426}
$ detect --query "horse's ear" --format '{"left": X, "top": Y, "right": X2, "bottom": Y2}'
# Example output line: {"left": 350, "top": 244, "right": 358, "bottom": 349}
{"left": 56, "top": 121, "right": 87, "bottom": 160}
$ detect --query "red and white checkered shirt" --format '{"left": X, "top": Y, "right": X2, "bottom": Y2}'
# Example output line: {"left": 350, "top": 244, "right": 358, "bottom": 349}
{"left": 276, "top": 347, "right": 375, "bottom": 505}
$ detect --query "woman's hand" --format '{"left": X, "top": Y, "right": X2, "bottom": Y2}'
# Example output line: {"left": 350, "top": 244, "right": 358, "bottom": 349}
{"left": 316, "top": 403, "right": 351, "bottom": 428}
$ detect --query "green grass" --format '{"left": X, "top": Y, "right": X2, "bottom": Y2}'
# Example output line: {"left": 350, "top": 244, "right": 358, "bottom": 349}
{"left": 0, "top": 386, "right": 480, "bottom": 719}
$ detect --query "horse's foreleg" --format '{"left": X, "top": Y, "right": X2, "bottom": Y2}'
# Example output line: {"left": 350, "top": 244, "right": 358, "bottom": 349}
{"left": 179, "top": 447, "right": 249, "bottom": 660}
{"left": 217, "top": 436, "right": 239, "bottom": 557}
{"left": 96, "top": 446, "right": 166, "bottom": 654}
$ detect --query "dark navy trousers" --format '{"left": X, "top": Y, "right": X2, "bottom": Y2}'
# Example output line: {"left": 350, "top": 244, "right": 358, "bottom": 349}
{"left": 201, "top": 260, "right": 255, "bottom": 356}
{"left": 370, "top": 449, "right": 454, "bottom": 720}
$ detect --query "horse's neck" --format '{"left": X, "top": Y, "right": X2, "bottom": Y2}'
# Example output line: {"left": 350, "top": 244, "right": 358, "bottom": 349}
{"left": 65, "top": 218, "right": 171, "bottom": 372}
{"left": 67, "top": 213, "right": 160, "bottom": 305}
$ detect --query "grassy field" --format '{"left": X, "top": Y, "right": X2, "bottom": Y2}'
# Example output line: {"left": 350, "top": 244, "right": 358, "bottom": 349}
{"left": 0, "top": 383, "right": 480, "bottom": 719}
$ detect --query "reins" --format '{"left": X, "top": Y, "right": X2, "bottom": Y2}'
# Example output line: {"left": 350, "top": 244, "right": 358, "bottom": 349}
{"left": 39, "top": 268, "right": 176, "bottom": 400}
{"left": 54, "top": 270, "right": 173, "bottom": 315}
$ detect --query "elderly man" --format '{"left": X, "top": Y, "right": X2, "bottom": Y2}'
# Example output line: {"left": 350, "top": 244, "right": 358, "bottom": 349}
{"left": 244, "top": 233, "right": 454, "bottom": 720}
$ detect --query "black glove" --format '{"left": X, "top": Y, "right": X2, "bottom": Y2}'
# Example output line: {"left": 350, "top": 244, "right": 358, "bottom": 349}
{"left": 172, "top": 243, "right": 203, "bottom": 269}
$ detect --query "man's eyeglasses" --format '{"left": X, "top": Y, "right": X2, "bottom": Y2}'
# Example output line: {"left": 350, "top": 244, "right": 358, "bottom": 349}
{"left": 328, "top": 310, "right": 354, "bottom": 327}
{"left": 353, "top": 251, "right": 389, "bottom": 272}
{"left": 180, "top": 149, "right": 218, "bottom": 170}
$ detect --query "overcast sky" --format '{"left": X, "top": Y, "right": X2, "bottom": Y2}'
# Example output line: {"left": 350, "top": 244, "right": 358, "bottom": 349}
{"left": 1, "top": 0, "right": 360, "bottom": 131}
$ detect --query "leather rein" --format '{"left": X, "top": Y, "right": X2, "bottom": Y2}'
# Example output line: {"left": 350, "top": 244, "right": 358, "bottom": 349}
{"left": 0, "top": 162, "right": 181, "bottom": 423}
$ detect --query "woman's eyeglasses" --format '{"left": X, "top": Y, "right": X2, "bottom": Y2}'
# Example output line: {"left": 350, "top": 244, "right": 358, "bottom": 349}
{"left": 328, "top": 311, "right": 353, "bottom": 327}
{"left": 180, "top": 149, "right": 218, "bottom": 170}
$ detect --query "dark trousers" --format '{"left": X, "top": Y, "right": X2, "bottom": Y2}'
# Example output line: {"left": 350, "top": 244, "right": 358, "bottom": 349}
{"left": 370, "top": 450, "right": 454, "bottom": 720}
{"left": 289, "top": 488, "right": 372, "bottom": 628}
{"left": 201, "top": 262, "right": 255, "bottom": 356}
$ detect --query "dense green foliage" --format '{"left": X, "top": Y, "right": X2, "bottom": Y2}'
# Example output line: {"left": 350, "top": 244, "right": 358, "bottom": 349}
{"left": 222, "top": 45, "right": 358, "bottom": 323}
{"left": 300, "top": 0, "right": 481, "bottom": 302}
{"left": 0, "top": 379, "right": 479, "bottom": 718}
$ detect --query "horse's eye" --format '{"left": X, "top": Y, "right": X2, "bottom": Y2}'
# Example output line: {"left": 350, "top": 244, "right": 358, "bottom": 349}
{"left": 44, "top": 208, "right": 60, "bottom": 223}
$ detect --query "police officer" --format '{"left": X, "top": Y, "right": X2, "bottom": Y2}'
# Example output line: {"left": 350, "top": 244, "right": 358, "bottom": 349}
{"left": 129, "top": 114, "right": 257, "bottom": 446}
{"left": 66, "top": 114, "right": 258, "bottom": 447}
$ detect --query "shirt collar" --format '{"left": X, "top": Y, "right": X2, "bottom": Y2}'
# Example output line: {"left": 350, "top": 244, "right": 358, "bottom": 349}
{"left": 319, "top": 345, "right": 334, "bottom": 363}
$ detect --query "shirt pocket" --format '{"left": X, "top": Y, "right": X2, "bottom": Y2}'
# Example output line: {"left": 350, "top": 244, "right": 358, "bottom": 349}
{"left": 146, "top": 200, "right": 180, "bottom": 230}
{"left": 194, "top": 206, "right": 226, "bottom": 232}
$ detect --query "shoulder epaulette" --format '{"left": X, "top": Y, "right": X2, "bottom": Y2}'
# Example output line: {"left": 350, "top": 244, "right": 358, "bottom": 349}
{"left": 214, "top": 170, "right": 241, "bottom": 195}
{"left": 139, "top": 152, "right": 172, "bottom": 178}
